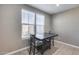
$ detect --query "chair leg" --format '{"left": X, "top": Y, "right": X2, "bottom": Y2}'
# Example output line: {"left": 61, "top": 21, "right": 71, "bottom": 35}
{"left": 52, "top": 38, "right": 54, "bottom": 46}
{"left": 41, "top": 52, "right": 44, "bottom": 55}
{"left": 49, "top": 37, "right": 51, "bottom": 49}
{"left": 29, "top": 46, "right": 32, "bottom": 55}
{"left": 33, "top": 47, "right": 35, "bottom": 55}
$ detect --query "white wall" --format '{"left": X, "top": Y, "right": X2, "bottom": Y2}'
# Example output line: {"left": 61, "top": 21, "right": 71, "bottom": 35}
{"left": 0, "top": 4, "right": 51, "bottom": 52}
{"left": 52, "top": 7, "right": 79, "bottom": 46}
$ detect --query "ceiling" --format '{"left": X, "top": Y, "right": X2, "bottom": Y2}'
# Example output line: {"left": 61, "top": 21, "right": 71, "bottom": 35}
{"left": 29, "top": 4, "right": 79, "bottom": 14}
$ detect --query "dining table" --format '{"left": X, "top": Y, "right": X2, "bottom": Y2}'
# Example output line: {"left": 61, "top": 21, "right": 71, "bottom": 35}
{"left": 29, "top": 33, "right": 58, "bottom": 55}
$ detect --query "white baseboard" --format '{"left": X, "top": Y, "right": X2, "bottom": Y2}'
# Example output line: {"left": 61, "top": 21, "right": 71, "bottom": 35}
{"left": 55, "top": 40, "right": 79, "bottom": 49}
{"left": 5, "top": 46, "right": 29, "bottom": 55}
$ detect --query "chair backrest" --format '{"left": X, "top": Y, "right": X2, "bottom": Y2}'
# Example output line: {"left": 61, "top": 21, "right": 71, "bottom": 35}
{"left": 30, "top": 35, "right": 36, "bottom": 47}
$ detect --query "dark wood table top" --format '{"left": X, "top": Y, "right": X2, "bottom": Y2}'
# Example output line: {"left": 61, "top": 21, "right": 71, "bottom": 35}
{"left": 34, "top": 33, "right": 58, "bottom": 41}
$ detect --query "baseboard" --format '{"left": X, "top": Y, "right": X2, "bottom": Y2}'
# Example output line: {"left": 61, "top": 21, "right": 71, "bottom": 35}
{"left": 5, "top": 46, "right": 29, "bottom": 55}
{"left": 55, "top": 40, "right": 79, "bottom": 49}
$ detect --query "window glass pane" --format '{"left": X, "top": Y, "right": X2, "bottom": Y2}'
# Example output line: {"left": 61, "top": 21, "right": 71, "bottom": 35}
{"left": 28, "top": 25, "right": 34, "bottom": 34}
{"left": 22, "top": 9, "right": 28, "bottom": 24}
{"left": 22, "top": 25, "right": 29, "bottom": 38}
{"left": 22, "top": 9, "right": 35, "bottom": 24}
{"left": 36, "top": 25, "right": 44, "bottom": 34}
{"left": 36, "top": 14, "right": 45, "bottom": 25}
{"left": 28, "top": 12, "right": 35, "bottom": 24}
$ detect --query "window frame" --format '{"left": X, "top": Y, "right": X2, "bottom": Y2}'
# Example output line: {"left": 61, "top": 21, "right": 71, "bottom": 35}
{"left": 22, "top": 9, "right": 45, "bottom": 40}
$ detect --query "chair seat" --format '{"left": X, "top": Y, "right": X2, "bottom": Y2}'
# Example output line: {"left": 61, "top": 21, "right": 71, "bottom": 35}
{"left": 35, "top": 41, "right": 50, "bottom": 54}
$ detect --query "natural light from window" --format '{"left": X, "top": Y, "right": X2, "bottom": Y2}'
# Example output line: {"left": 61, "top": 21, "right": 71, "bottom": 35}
{"left": 22, "top": 9, "right": 45, "bottom": 39}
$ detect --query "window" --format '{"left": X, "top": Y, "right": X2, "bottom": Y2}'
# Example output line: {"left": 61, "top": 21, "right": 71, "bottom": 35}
{"left": 36, "top": 14, "right": 45, "bottom": 34}
{"left": 22, "top": 9, "right": 35, "bottom": 39}
{"left": 22, "top": 9, "right": 45, "bottom": 39}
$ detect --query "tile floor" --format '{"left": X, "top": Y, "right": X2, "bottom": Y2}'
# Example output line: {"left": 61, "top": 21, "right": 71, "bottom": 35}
{"left": 54, "top": 41, "right": 79, "bottom": 55}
